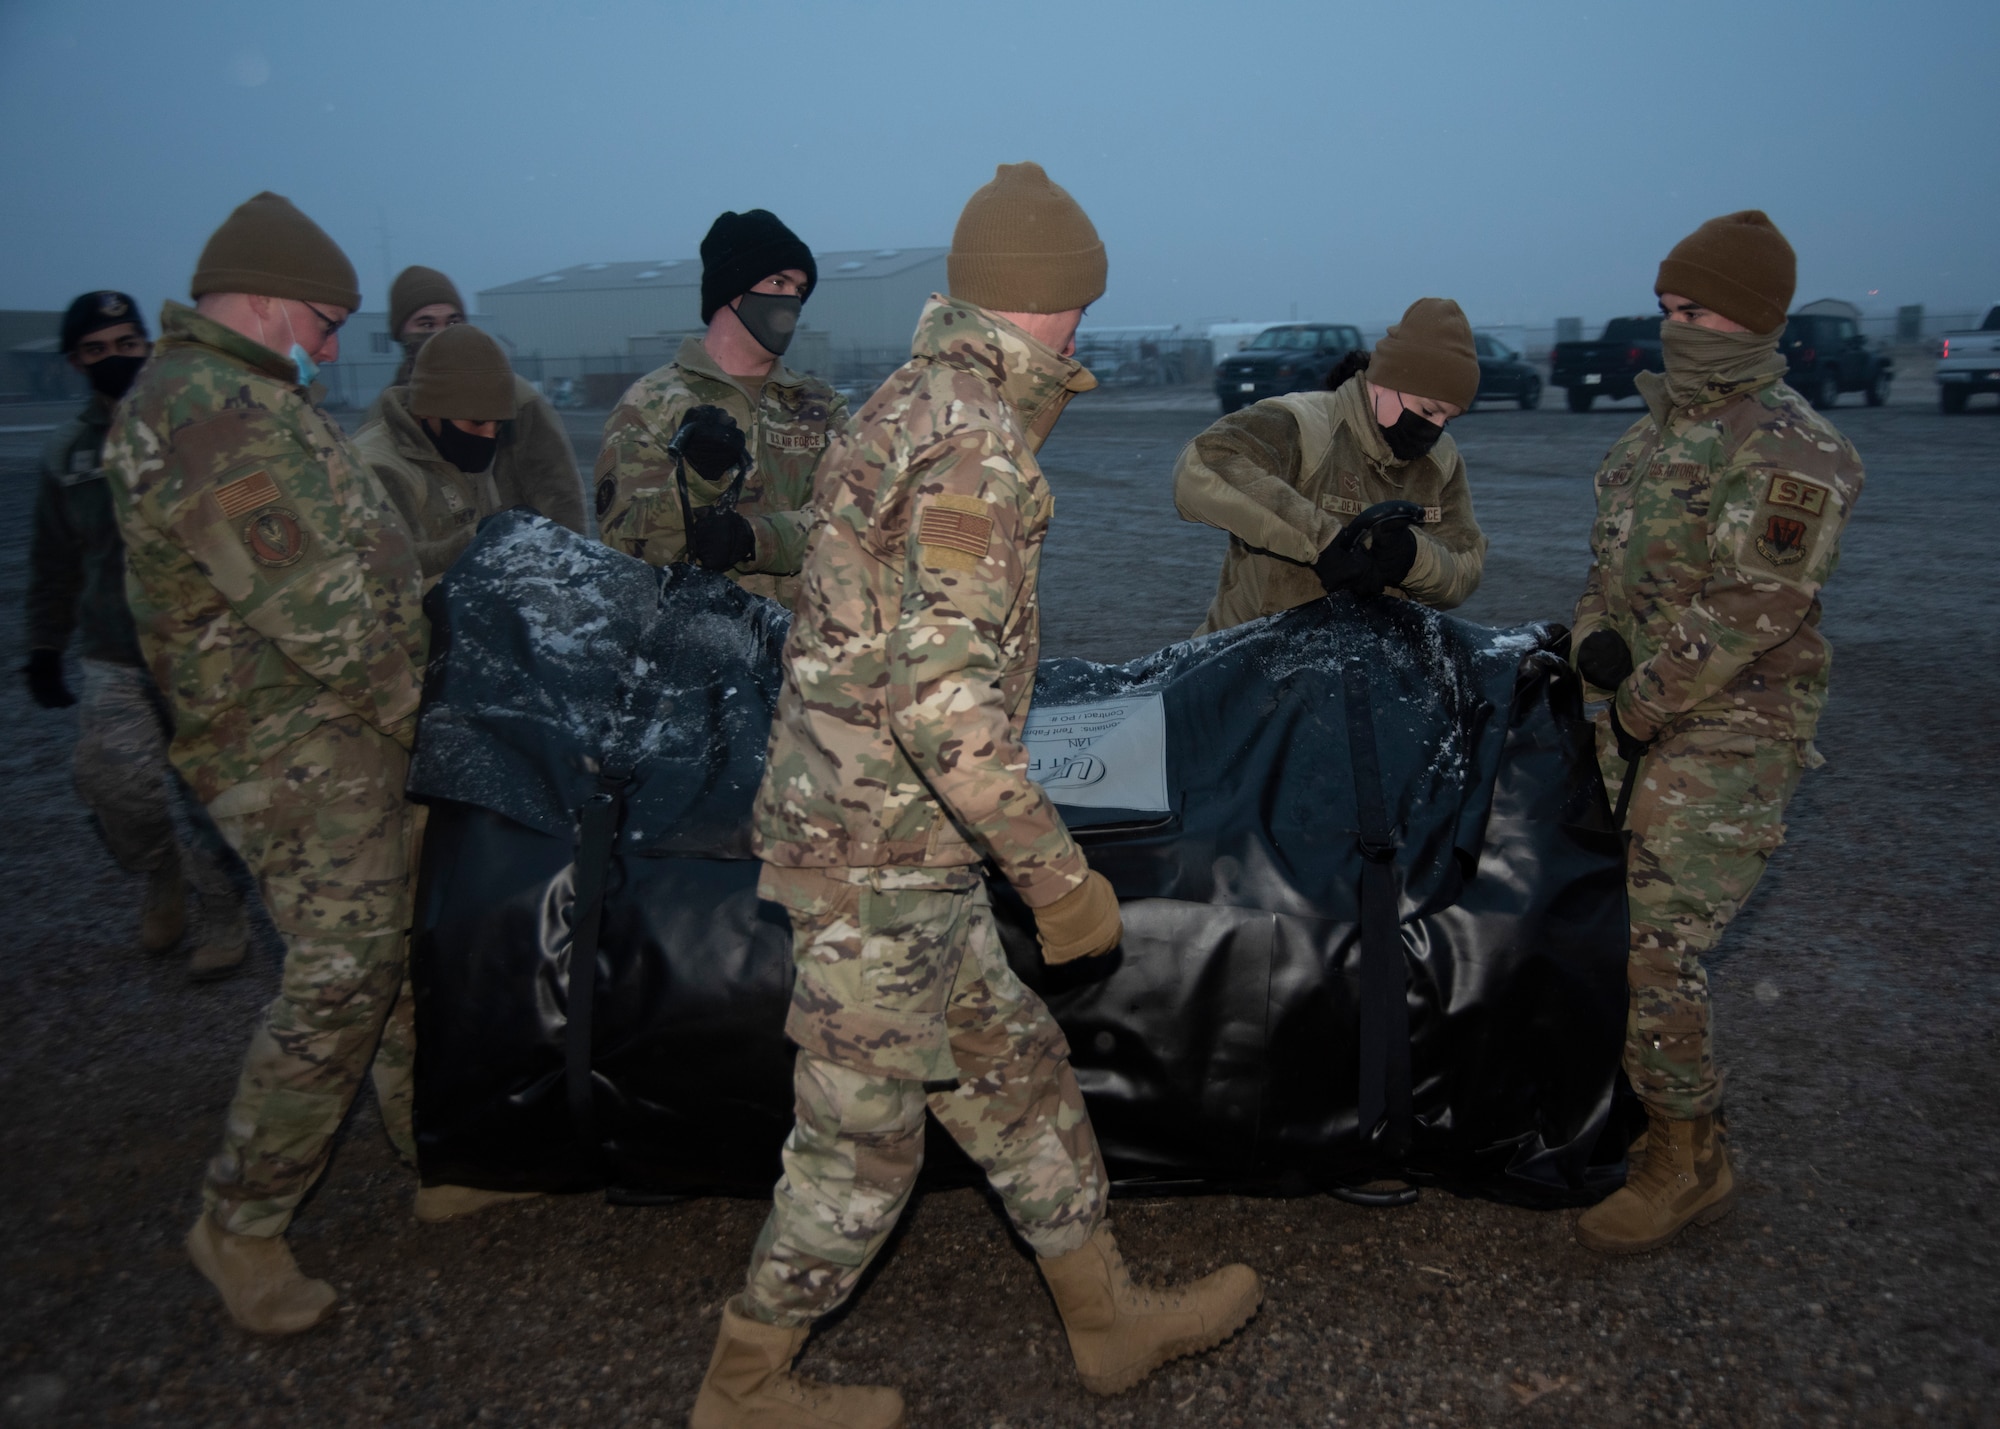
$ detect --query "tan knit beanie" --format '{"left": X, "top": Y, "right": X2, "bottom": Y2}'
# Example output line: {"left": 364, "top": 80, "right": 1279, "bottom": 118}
{"left": 390, "top": 266, "right": 465, "bottom": 337}
{"left": 409, "top": 324, "right": 516, "bottom": 421}
{"left": 191, "top": 191, "right": 361, "bottom": 310}
{"left": 1367, "top": 298, "right": 1479, "bottom": 412}
{"left": 947, "top": 162, "right": 1106, "bottom": 314}
{"left": 1655, "top": 210, "right": 1795, "bottom": 334}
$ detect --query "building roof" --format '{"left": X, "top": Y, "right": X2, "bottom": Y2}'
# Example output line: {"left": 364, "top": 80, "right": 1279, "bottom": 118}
{"left": 480, "top": 247, "right": 948, "bottom": 298}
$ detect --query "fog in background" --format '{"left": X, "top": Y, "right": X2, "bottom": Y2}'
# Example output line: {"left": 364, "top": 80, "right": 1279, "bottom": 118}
{"left": 3, "top": 0, "right": 1994, "bottom": 332}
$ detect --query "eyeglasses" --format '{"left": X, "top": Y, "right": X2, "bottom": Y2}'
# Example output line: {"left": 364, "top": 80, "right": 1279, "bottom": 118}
{"left": 300, "top": 302, "right": 347, "bottom": 340}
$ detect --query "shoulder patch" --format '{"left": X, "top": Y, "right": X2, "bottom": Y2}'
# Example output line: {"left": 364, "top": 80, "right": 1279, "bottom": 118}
{"left": 595, "top": 476, "right": 617, "bottom": 517}
{"left": 215, "top": 470, "right": 282, "bottom": 519}
{"left": 1754, "top": 515, "right": 1809, "bottom": 567}
{"left": 916, "top": 493, "right": 992, "bottom": 571}
{"left": 1764, "top": 474, "right": 1831, "bottom": 517}
{"left": 243, "top": 507, "right": 309, "bottom": 567}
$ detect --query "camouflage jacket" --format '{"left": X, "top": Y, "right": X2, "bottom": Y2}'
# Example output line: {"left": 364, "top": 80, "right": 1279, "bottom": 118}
{"left": 364, "top": 376, "right": 587, "bottom": 539}
{"left": 595, "top": 336, "right": 848, "bottom": 603}
{"left": 104, "top": 302, "right": 428, "bottom": 803}
{"left": 1174, "top": 377, "right": 1486, "bottom": 635}
{"left": 355, "top": 385, "right": 584, "bottom": 589}
{"left": 753, "top": 296, "right": 1096, "bottom": 907}
{"left": 27, "top": 396, "right": 143, "bottom": 665}
{"left": 1572, "top": 365, "right": 1864, "bottom": 741}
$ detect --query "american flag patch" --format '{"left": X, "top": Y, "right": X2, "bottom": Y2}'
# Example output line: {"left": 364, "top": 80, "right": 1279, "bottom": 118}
{"left": 917, "top": 501, "right": 992, "bottom": 560}
{"left": 214, "top": 471, "right": 281, "bottom": 518}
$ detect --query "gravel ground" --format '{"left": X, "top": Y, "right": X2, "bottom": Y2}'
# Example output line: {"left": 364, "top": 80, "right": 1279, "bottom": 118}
{"left": 2, "top": 380, "right": 1997, "bottom": 1428}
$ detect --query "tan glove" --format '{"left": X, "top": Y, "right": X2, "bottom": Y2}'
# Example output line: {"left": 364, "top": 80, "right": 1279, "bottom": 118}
{"left": 1034, "top": 870, "right": 1123, "bottom": 965}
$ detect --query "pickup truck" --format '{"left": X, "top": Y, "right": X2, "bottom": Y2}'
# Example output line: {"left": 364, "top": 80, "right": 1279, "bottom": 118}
{"left": 1550, "top": 316, "right": 1663, "bottom": 411}
{"left": 1936, "top": 305, "right": 2000, "bottom": 413}
{"left": 1780, "top": 311, "right": 1894, "bottom": 409}
{"left": 1212, "top": 323, "right": 1365, "bottom": 413}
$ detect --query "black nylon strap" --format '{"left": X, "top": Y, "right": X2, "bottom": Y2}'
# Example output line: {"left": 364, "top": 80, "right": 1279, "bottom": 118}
{"left": 565, "top": 775, "right": 627, "bottom": 1164}
{"left": 1612, "top": 753, "right": 1642, "bottom": 826}
{"left": 1342, "top": 662, "right": 1411, "bottom": 1157}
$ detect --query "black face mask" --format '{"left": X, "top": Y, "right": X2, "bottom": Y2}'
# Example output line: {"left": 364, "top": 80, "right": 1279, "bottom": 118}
{"left": 732, "top": 292, "right": 802, "bottom": 356}
{"left": 84, "top": 353, "right": 145, "bottom": 401}
{"left": 426, "top": 418, "right": 499, "bottom": 474}
{"left": 1380, "top": 406, "right": 1444, "bottom": 463}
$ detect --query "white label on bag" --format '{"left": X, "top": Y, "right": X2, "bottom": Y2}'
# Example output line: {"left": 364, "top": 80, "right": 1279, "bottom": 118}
{"left": 1022, "top": 693, "right": 1170, "bottom": 811}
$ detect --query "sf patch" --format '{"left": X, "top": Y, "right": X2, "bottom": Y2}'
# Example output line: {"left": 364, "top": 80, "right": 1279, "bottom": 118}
{"left": 244, "top": 507, "right": 309, "bottom": 567}
{"left": 1765, "top": 475, "right": 1831, "bottom": 517}
{"left": 596, "top": 476, "right": 617, "bottom": 517}
{"left": 1754, "top": 514, "right": 1809, "bottom": 567}
{"left": 916, "top": 493, "right": 993, "bottom": 571}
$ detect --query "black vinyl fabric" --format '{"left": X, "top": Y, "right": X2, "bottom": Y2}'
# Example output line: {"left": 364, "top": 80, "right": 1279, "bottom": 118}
{"left": 409, "top": 512, "right": 1636, "bottom": 1207}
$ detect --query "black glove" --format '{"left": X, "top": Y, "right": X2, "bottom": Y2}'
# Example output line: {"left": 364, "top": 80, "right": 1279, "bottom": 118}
{"left": 669, "top": 405, "right": 748, "bottom": 482}
{"left": 1313, "top": 539, "right": 1381, "bottom": 597}
{"left": 24, "top": 649, "right": 75, "bottom": 709}
{"left": 1366, "top": 520, "right": 1417, "bottom": 588}
{"left": 1610, "top": 706, "right": 1651, "bottom": 764}
{"left": 1576, "top": 629, "right": 1635, "bottom": 691}
{"left": 688, "top": 509, "right": 757, "bottom": 571}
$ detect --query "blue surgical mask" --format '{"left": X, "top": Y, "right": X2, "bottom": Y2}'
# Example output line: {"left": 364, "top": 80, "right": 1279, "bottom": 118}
{"left": 276, "top": 308, "right": 319, "bottom": 387}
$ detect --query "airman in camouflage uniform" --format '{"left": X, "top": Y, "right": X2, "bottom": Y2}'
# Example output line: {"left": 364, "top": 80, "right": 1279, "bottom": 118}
{"left": 692, "top": 164, "right": 1259, "bottom": 1429}
{"left": 1570, "top": 211, "right": 1864, "bottom": 1254}
{"left": 24, "top": 290, "right": 249, "bottom": 980}
{"left": 596, "top": 210, "right": 846, "bottom": 604}
{"left": 106, "top": 193, "right": 446, "bottom": 1336}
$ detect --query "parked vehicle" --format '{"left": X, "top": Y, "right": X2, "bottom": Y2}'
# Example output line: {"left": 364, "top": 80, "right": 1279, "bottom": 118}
{"left": 1550, "top": 316, "right": 1663, "bottom": 411}
{"left": 1472, "top": 333, "right": 1542, "bottom": 409}
{"left": 1935, "top": 305, "right": 2000, "bottom": 414}
{"left": 1212, "top": 323, "right": 1364, "bottom": 413}
{"left": 1780, "top": 311, "right": 1893, "bottom": 409}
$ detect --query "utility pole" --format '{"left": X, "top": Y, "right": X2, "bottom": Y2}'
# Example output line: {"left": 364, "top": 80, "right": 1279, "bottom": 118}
{"left": 377, "top": 208, "right": 393, "bottom": 310}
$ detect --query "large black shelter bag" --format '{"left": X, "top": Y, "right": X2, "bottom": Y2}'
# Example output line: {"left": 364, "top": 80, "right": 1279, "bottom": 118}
{"left": 409, "top": 513, "right": 1633, "bottom": 1207}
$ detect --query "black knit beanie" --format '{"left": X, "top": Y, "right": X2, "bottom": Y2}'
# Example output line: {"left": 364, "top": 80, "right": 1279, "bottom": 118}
{"left": 699, "top": 210, "right": 816, "bottom": 324}
{"left": 61, "top": 290, "right": 147, "bottom": 353}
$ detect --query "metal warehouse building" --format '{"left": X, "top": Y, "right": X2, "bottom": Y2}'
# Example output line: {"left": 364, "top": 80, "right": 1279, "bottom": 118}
{"left": 477, "top": 247, "right": 948, "bottom": 385}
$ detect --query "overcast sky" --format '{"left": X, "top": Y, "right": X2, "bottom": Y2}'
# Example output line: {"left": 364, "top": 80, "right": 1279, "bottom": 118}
{"left": 3, "top": 0, "right": 1994, "bottom": 334}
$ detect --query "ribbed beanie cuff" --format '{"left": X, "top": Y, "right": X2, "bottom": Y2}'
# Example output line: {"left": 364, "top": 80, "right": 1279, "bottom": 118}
{"left": 409, "top": 324, "right": 516, "bottom": 421}
{"left": 947, "top": 162, "right": 1106, "bottom": 314}
{"left": 1367, "top": 298, "right": 1480, "bottom": 411}
{"left": 1655, "top": 210, "right": 1795, "bottom": 334}
{"left": 191, "top": 192, "right": 361, "bottom": 311}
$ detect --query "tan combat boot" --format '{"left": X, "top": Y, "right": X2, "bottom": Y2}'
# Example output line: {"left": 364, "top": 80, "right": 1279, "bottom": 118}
{"left": 1038, "top": 1223, "right": 1263, "bottom": 1395}
{"left": 689, "top": 1298, "right": 904, "bottom": 1429}
{"left": 413, "top": 1185, "right": 544, "bottom": 1223}
{"left": 185, "top": 1213, "right": 337, "bottom": 1334}
{"left": 138, "top": 865, "right": 186, "bottom": 954}
{"left": 1575, "top": 1108, "right": 1736, "bottom": 1254}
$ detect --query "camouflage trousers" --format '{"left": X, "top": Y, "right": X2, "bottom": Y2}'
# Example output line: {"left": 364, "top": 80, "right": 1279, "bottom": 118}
{"left": 74, "top": 659, "right": 242, "bottom": 934}
{"left": 744, "top": 864, "right": 1107, "bottom": 1328}
{"left": 1598, "top": 719, "right": 1807, "bottom": 1120}
{"left": 200, "top": 716, "right": 417, "bottom": 1238}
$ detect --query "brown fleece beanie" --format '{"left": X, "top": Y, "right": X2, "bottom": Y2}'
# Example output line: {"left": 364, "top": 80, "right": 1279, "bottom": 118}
{"left": 390, "top": 266, "right": 465, "bottom": 337}
{"left": 191, "top": 191, "right": 361, "bottom": 311}
{"left": 1367, "top": 298, "right": 1479, "bottom": 412}
{"left": 947, "top": 162, "right": 1107, "bottom": 315}
{"left": 409, "top": 324, "right": 516, "bottom": 422}
{"left": 1655, "top": 210, "right": 1795, "bottom": 334}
